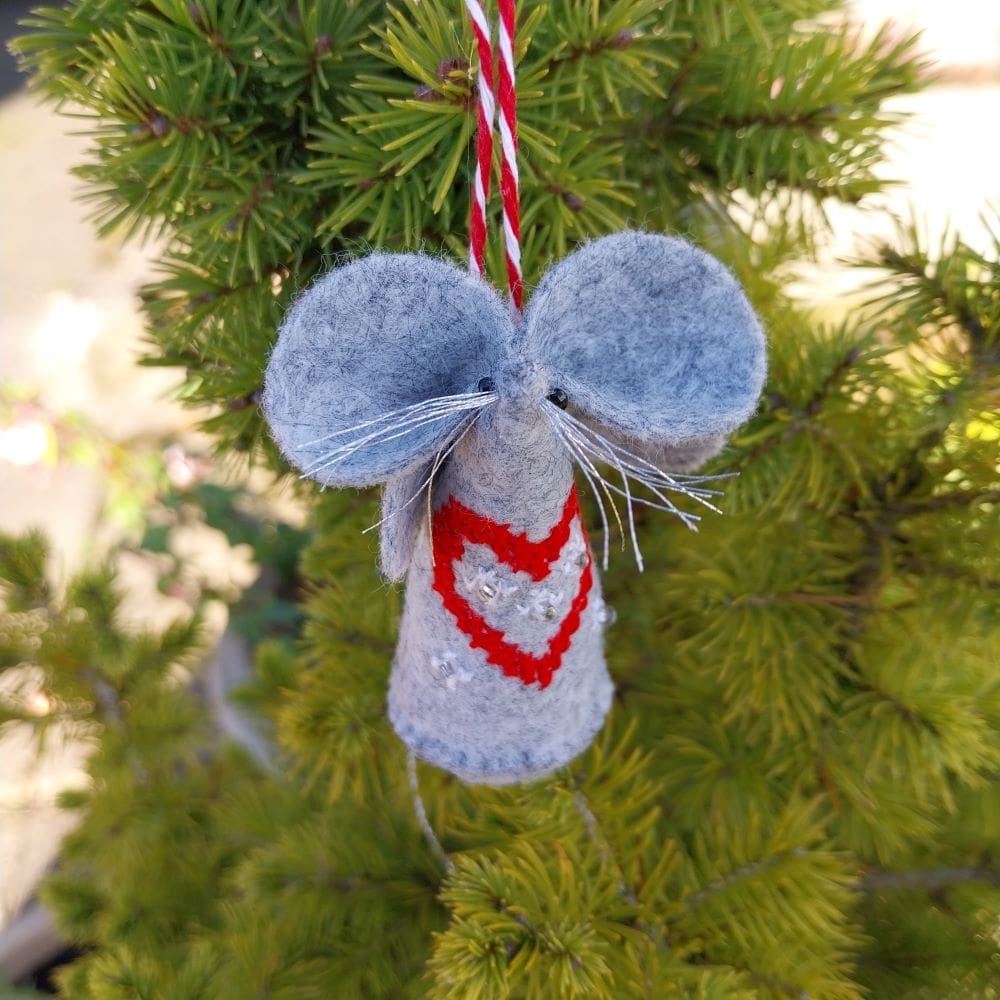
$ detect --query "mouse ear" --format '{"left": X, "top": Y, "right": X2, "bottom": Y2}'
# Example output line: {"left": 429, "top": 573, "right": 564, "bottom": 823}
{"left": 263, "top": 253, "right": 509, "bottom": 487}
{"left": 523, "top": 232, "right": 766, "bottom": 450}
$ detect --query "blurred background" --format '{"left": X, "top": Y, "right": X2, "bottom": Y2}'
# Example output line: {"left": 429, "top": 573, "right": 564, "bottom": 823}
{"left": 0, "top": 0, "right": 998, "bottom": 975}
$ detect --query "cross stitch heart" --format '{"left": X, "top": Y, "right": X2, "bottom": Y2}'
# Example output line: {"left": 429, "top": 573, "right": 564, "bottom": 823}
{"left": 431, "top": 487, "right": 593, "bottom": 689}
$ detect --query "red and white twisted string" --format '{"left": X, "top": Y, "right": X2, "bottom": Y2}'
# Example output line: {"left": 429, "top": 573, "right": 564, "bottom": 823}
{"left": 496, "top": 0, "right": 523, "bottom": 311}
{"left": 465, "top": 0, "right": 523, "bottom": 311}
{"left": 464, "top": 0, "right": 495, "bottom": 283}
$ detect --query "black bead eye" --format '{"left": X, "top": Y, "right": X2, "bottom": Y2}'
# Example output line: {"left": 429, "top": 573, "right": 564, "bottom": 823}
{"left": 477, "top": 377, "right": 496, "bottom": 393}
{"left": 546, "top": 387, "right": 569, "bottom": 410}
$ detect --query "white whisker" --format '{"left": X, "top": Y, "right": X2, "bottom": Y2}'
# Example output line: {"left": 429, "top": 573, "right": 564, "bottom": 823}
{"left": 546, "top": 411, "right": 612, "bottom": 570}
{"left": 297, "top": 390, "right": 497, "bottom": 449}
{"left": 564, "top": 429, "right": 626, "bottom": 563}
{"left": 563, "top": 416, "right": 645, "bottom": 570}
{"left": 362, "top": 409, "right": 483, "bottom": 535}
{"left": 301, "top": 410, "right": 459, "bottom": 478}
{"left": 558, "top": 417, "right": 701, "bottom": 549}
{"left": 555, "top": 408, "right": 728, "bottom": 515}
{"left": 300, "top": 394, "right": 496, "bottom": 478}
{"left": 556, "top": 417, "right": 693, "bottom": 524}
{"left": 546, "top": 403, "right": 739, "bottom": 567}
{"left": 560, "top": 412, "right": 730, "bottom": 502}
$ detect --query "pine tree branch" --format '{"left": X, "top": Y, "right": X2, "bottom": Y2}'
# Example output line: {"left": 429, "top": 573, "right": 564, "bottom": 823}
{"left": 700, "top": 959, "right": 808, "bottom": 999}
{"left": 707, "top": 77, "right": 913, "bottom": 137}
{"left": 571, "top": 788, "right": 639, "bottom": 907}
{"left": 737, "top": 345, "right": 864, "bottom": 468}
{"left": 230, "top": 176, "right": 277, "bottom": 225}
{"left": 743, "top": 968, "right": 809, "bottom": 999}
{"left": 618, "top": 40, "right": 699, "bottom": 140}
{"left": 890, "top": 489, "right": 1000, "bottom": 516}
{"left": 802, "top": 347, "right": 863, "bottom": 418}
{"left": 740, "top": 592, "right": 872, "bottom": 608}
{"left": 678, "top": 848, "right": 808, "bottom": 916}
{"left": 81, "top": 666, "right": 124, "bottom": 727}
{"left": 896, "top": 552, "right": 1000, "bottom": 592}
{"left": 876, "top": 249, "right": 989, "bottom": 349}
{"left": 546, "top": 29, "right": 636, "bottom": 71}
{"left": 779, "top": 592, "right": 871, "bottom": 607}
{"left": 859, "top": 866, "right": 1000, "bottom": 892}
{"left": 524, "top": 160, "right": 587, "bottom": 212}
{"left": 713, "top": 105, "right": 840, "bottom": 135}
{"left": 664, "top": 41, "right": 701, "bottom": 109}
{"left": 569, "top": 781, "right": 671, "bottom": 965}
{"left": 854, "top": 680, "right": 941, "bottom": 735}
{"left": 841, "top": 386, "right": 962, "bottom": 604}
{"left": 809, "top": 351, "right": 866, "bottom": 414}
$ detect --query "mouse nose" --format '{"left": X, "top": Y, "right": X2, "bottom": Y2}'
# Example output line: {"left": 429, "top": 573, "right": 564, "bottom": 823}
{"left": 492, "top": 356, "right": 548, "bottom": 408}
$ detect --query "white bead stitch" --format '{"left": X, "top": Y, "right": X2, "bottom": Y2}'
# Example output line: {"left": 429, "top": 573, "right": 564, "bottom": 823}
{"left": 516, "top": 587, "right": 566, "bottom": 620}
{"left": 456, "top": 564, "right": 519, "bottom": 604}
{"left": 431, "top": 651, "right": 474, "bottom": 690}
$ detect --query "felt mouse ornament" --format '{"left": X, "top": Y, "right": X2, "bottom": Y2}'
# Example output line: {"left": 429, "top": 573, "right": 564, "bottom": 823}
{"left": 263, "top": 231, "right": 766, "bottom": 784}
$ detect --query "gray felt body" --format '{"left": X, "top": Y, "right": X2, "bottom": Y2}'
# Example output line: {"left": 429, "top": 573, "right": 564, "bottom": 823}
{"left": 263, "top": 231, "right": 766, "bottom": 783}
{"left": 388, "top": 406, "right": 614, "bottom": 784}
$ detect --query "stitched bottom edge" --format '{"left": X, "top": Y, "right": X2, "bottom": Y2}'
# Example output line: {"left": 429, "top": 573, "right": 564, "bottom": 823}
{"left": 388, "top": 679, "right": 614, "bottom": 786}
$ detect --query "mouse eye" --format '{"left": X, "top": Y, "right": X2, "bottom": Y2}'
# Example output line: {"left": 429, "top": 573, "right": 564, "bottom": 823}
{"left": 546, "top": 387, "right": 569, "bottom": 410}
{"left": 477, "top": 377, "right": 496, "bottom": 393}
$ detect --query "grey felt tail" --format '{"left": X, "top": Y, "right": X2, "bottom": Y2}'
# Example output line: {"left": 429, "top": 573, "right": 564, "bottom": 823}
{"left": 379, "top": 461, "right": 432, "bottom": 582}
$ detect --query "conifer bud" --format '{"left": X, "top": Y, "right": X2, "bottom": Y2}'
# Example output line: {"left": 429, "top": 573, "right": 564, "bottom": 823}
{"left": 436, "top": 57, "right": 469, "bottom": 81}
{"left": 148, "top": 114, "right": 170, "bottom": 138}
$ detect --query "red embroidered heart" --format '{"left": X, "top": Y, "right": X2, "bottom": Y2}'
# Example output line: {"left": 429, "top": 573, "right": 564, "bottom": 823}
{"left": 431, "top": 486, "right": 593, "bottom": 689}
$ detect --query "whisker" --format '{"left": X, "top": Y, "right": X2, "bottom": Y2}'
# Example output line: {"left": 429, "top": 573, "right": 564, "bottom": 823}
{"left": 297, "top": 390, "right": 497, "bottom": 449}
{"left": 318, "top": 393, "right": 495, "bottom": 454}
{"left": 586, "top": 476, "right": 702, "bottom": 528}
{"left": 561, "top": 417, "right": 645, "bottom": 570}
{"left": 555, "top": 408, "right": 729, "bottom": 515}
{"left": 607, "top": 490, "right": 702, "bottom": 520}
{"left": 547, "top": 403, "right": 726, "bottom": 560}
{"left": 554, "top": 415, "right": 689, "bottom": 519}
{"left": 421, "top": 413, "right": 486, "bottom": 565}
{"left": 556, "top": 409, "right": 731, "bottom": 501}
{"left": 557, "top": 418, "right": 701, "bottom": 550}
{"left": 565, "top": 416, "right": 688, "bottom": 512}
{"left": 566, "top": 432, "right": 626, "bottom": 562}
{"left": 586, "top": 424, "right": 643, "bottom": 571}
{"left": 546, "top": 411, "right": 612, "bottom": 570}
{"left": 562, "top": 426, "right": 705, "bottom": 529}
{"left": 361, "top": 409, "right": 483, "bottom": 535}
{"left": 300, "top": 395, "right": 495, "bottom": 478}
{"left": 301, "top": 410, "right": 461, "bottom": 478}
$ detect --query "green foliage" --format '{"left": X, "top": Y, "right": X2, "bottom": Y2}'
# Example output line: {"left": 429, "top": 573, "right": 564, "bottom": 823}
{"left": 13, "top": 0, "right": 922, "bottom": 461}
{"left": 138, "top": 478, "right": 309, "bottom": 642}
{"left": 6, "top": 0, "right": 999, "bottom": 997}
